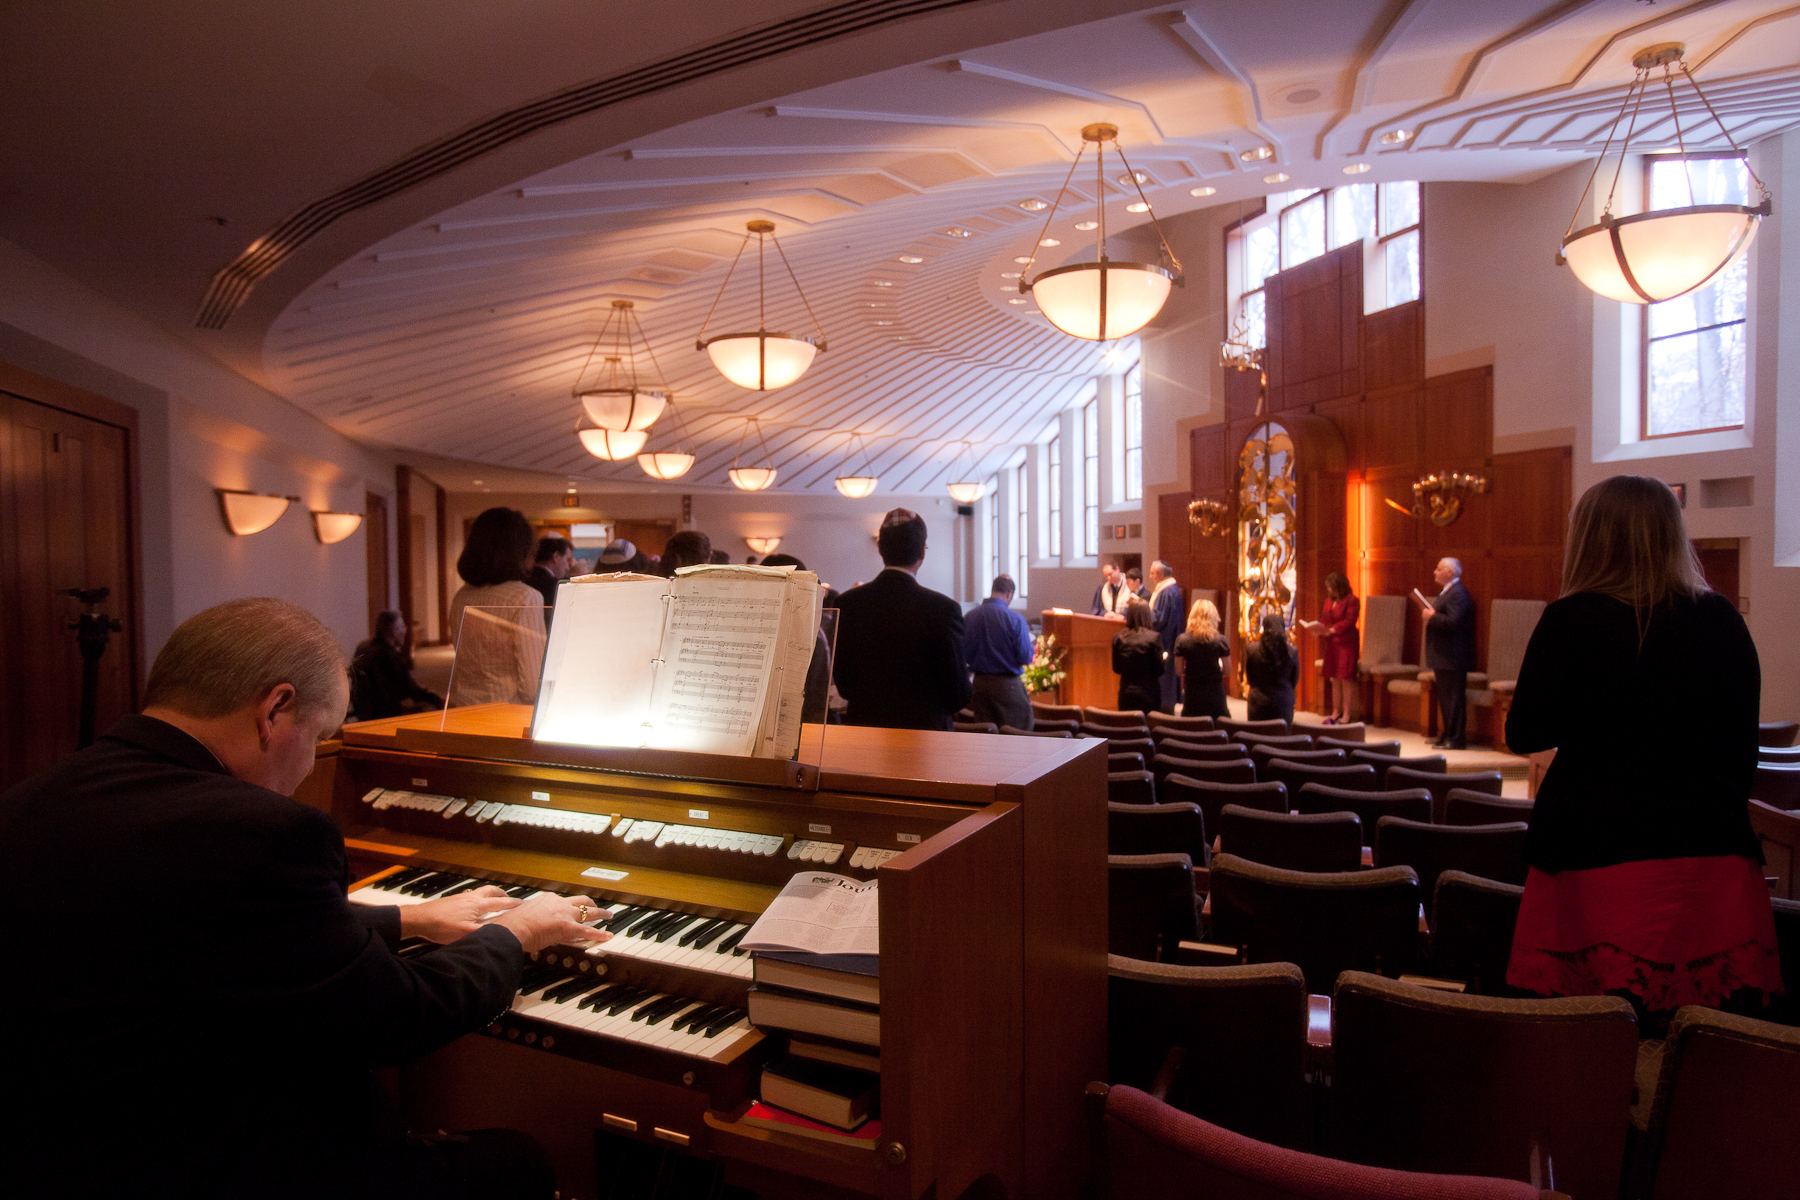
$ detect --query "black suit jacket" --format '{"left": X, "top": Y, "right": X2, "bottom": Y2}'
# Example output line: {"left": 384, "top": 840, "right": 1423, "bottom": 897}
{"left": 1425, "top": 578, "right": 1477, "bottom": 671}
{"left": 833, "top": 568, "right": 972, "bottom": 730}
{"left": 0, "top": 715, "right": 523, "bottom": 1198}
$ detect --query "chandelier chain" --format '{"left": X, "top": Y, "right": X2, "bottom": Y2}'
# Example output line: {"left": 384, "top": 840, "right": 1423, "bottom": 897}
{"left": 1680, "top": 62, "right": 1771, "bottom": 201}
{"left": 1113, "top": 144, "right": 1185, "bottom": 275}
{"left": 770, "top": 232, "right": 827, "bottom": 339}
{"left": 1018, "top": 145, "right": 1087, "bottom": 284}
{"left": 696, "top": 234, "right": 752, "bottom": 340}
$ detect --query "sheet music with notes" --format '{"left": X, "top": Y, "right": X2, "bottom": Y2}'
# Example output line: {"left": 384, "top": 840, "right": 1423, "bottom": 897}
{"left": 530, "top": 565, "right": 821, "bottom": 758}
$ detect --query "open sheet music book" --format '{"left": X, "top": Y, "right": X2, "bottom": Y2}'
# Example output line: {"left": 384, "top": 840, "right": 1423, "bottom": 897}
{"left": 530, "top": 564, "right": 821, "bottom": 759}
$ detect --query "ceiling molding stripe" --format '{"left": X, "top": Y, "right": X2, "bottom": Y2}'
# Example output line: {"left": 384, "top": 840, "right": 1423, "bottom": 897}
{"left": 1316, "top": 0, "right": 1432, "bottom": 159}
{"left": 192, "top": 0, "right": 986, "bottom": 329}
{"left": 1163, "top": 12, "right": 1283, "bottom": 162}
{"left": 769, "top": 104, "right": 1078, "bottom": 153}
{"left": 947, "top": 59, "right": 1166, "bottom": 140}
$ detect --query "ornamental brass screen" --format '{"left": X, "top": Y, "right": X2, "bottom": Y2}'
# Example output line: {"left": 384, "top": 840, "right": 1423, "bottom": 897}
{"left": 1237, "top": 421, "right": 1297, "bottom": 640}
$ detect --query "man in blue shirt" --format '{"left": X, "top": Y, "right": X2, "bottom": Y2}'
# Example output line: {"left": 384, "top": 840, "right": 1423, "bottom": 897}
{"left": 962, "top": 575, "right": 1035, "bottom": 731}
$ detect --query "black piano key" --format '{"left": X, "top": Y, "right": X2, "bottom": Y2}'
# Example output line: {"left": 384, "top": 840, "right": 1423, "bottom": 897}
{"left": 653, "top": 915, "right": 706, "bottom": 944}
{"left": 377, "top": 867, "right": 431, "bottom": 891}
{"left": 516, "top": 964, "right": 570, "bottom": 994}
{"left": 599, "top": 906, "right": 647, "bottom": 929}
{"left": 670, "top": 1003, "right": 725, "bottom": 1034}
{"left": 643, "top": 910, "right": 695, "bottom": 938}
{"left": 604, "top": 988, "right": 653, "bottom": 1016}
{"left": 679, "top": 918, "right": 727, "bottom": 948}
{"left": 701, "top": 1009, "right": 746, "bottom": 1037}
{"left": 631, "top": 995, "right": 686, "bottom": 1023}
{"left": 576, "top": 984, "right": 625, "bottom": 1011}
{"left": 646, "top": 1000, "right": 703, "bottom": 1028}
{"left": 438, "top": 878, "right": 487, "bottom": 897}
{"left": 690, "top": 921, "right": 733, "bottom": 950}
{"left": 403, "top": 872, "right": 464, "bottom": 897}
{"left": 502, "top": 884, "right": 537, "bottom": 898}
{"left": 716, "top": 926, "right": 749, "bottom": 954}
{"left": 542, "top": 973, "right": 601, "bottom": 1003}
{"left": 625, "top": 909, "right": 672, "bottom": 937}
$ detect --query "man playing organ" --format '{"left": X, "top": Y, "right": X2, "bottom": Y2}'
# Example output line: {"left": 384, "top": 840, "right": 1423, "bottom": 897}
{"left": 0, "top": 597, "right": 606, "bottom": 1199}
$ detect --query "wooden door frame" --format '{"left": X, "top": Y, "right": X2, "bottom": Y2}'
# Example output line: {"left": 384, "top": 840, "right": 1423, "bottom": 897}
{"left": 0, "top": 359, "right": 145, "bottom": 697}
{"left": 394, "top": 464, "right": 450, "bottom": 646}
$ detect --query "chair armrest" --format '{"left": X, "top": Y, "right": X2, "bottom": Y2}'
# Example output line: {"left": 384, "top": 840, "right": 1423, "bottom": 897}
{"left": 1360, "top": 662, "right": 1420, "bottom": 679}
{"left": 1416, "top": 669, "right": 1436, "bottom": 684}
{"left": 1305, "top": 994, "right": 1333, "bottom": 1079}
{"left": 1488, "top": 679, "right": 1516, "bottom": 695}
{"left": 1466, "top": 672, "right": 1489, "bottom": 687}
{"left": 1396, "top": 974, "right": 1469, "bottom": 993}
{"left": 1174, "top": 940, "right": 1241, "bottom": 967}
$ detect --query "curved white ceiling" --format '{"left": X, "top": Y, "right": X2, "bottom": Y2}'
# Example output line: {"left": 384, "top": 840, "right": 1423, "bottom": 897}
{"left": 262, "top": 0, "right": 1800, "bottom": 493}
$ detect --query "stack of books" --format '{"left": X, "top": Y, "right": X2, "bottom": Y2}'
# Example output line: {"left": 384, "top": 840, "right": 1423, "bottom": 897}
{"left": 744, "top": 950, "right": 881, "bottom": 1145}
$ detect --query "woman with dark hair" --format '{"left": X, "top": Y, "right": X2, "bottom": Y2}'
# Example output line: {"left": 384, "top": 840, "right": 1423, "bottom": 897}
{"left": 349, "top": 611, "right": 443, "bottom": 719}
{"left": 1173, "top": 598, "right": 1230, "bottom": 719}
{"left": 1301, "top": 572, "right": 1360, "bottom": 724}
{"left": 1505, "top": 475, "right": 1779, "bottom": 1025}
{"left": 446, "top": 507, "right": 546, "bottom": 706}
{"left": 1111, "top": 600, "right": 1165, "bottom": 715}
{"left": 1243, "top": 613, "right": 1298, "bottom": 723}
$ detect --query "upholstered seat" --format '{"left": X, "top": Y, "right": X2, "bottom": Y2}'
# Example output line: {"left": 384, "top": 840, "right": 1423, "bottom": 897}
{"left": 1429, "top": 870, "right": 1525, "bottom": 995}
{"left": 1107, "top": 770, "right": 1157, "bottom": 806}
{"left": 1108, "top": 751, "right": 1146, "bottom": 773}
{"left": 1371, "top": 817, "right": 1529, "bottom": 916}
{"left": 1109, "top": 853, "right": 1201, "bottom": 962}
{"left": 1293, "top": 784, "right": 1432, "bottom": 834}
{"left": 1109, "top": 802, "right": 1209, "bottom": 867}
{"left": 1758, "top": 719, "right": 1799, "bottom": 748}
{"left": 1247, "top": 745, "right": 1346, "bottom": 773}
{"left": 1444, "top": 791, "right": 1534, "bottom": 827}
{"left": 1155, "top": 731, "right": 1231, "bottom": 751}
{"left": 1749, "top": 762, "right": 1800, "bottom": 810}
{"left": 1207, "top": 855, "right": 1420, "bottom": 990}
{"left": 1218, "top": 805, "right": 1362, "bottom": 873}
{"left": 1471, "top": 599, "right": 1545, "bottom": 752}
{"left": 1161, "top": 777, "right": 1288, "bottom": 848}
{"left": 1155, "top": 756, "right": 1255, "bottom": 787}
{"left": 1350, "top": 750, "right": 1445, "bottom": 788}
{"left": 1384, "top": 766, "right": 1503, "bottom": 823}
{"left": 1219, "top": 717, "right": 1292, "bottom": 739}
{"left": 1030, "top": 701, "right": 1083, "bottom": 723}
{"left": 1263, "top": 760, "right": 1380, "bottom": 794}
{"left": 1749, "top": 798, "right": 1798, "bottom": 900}
{"left": 1147, "top": 713, "right": 1217, "bottom": 737}
{"left": 1237, "top": 731, "right": 1314, "bottom": 752}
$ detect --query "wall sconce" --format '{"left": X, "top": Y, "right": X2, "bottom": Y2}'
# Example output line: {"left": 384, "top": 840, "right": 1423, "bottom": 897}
{"left": 311, "top": 511, "right": 364, "bottom": 544}
{"left": 1383, "top": 471, "right": 1489, "bottom": 527}
{"left": 216, "top": 489, "right": 298, "bottom": 536}
{"left": 745, "top": 536, "right": 782, "bottom": 555}
{"left": 1187, "top": 497, "right": 1231, "bottom": 537}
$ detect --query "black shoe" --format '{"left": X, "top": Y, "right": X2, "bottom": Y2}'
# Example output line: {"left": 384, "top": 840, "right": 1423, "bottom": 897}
{"left": 1442, "top": 741, "right": 1467, "bottom": 750}
{"left": 1428, "top": 738, "right": 1449, "bottom": 748}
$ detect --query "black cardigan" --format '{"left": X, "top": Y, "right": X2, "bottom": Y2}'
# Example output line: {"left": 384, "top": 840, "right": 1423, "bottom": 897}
{"left": 1506, "top": 590, "right": 1762, "bottom": 872}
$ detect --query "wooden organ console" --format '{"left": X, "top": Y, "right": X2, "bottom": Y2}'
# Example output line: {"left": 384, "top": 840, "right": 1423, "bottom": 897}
{"left": 296, "top": 704, "right": 1107, "bottom": 1200}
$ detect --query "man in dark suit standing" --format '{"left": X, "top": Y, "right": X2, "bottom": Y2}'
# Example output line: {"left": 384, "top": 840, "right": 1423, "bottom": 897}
{"left": 1421, "top": 556, "right": 1477, "bottom": 749}
{"left": 0, "top": 597, "right": 602, "bottom": 1199}
{"left": 1148, "top": 560, "right": 1185, "bottom": 712}
{"left": 833, "top": 508, "right": 972, "bottom": 730}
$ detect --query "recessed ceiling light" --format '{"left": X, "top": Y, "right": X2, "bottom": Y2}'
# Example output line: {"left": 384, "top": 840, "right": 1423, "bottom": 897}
{"left": 1286, "top": 87, "right": 1322, "bottom": 105}
{"left": 1013, "top": 255, "right": 1033, "bottom": 264}
{"left": 1380, "top": 129, "right": 1413, "bottom": 144}
{"left": 566, "top": 487, "right": 578, "bottom": 493}
{"left": 1126, "top": 202, "right": 1149, "bottom": 213}
{"left": 1040, "top": 237, "right": 1061, "bottom": 247}
{"left": 874, "top": 320, "right": 894, "bottom": 325}
{"left": 945, "top": 227, "right": 973, "bottom": 238}
{"left": 1001, "top": 271, "right": 1021, "bottom": 278}
{"left": 1118, "top": 170, "right": 1150, "bottom": 186}
{"left": 1264, "top": 172, "right": 1290, "bottom": 184}
{"left": 1075, "top": 219, "right": 1098, "bottom": 231}
{"left": 899, "top": 254, "right": 923, "bottom": 263}
{"left": 1239, "top": 146, "right": 1273, "bottom": 162}
{"left": 1343, "top": 162, "right": 1371, "bottom": 175}
{"left": 873, "top": 280, "right": 893, "bottom": 286}
{"left": 1018, "top": 198, "right": 1049, "bottom": 211}
{"left": 472, "top": 479, "right": 484, "bottom": 485}
{"left": 1008, "top": 298, "right": 1028, "bottom": 305}
{"left": 1190, "top": 186, "right": 1217, "bottom": 197}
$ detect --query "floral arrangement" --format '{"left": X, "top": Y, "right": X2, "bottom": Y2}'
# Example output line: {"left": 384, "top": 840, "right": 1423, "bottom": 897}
{"left": 1022, "top": 633, "right": 1068, "bottom": 695}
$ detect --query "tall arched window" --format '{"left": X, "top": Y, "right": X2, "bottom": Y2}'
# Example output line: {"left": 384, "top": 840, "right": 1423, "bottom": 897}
{"left": 1237, "top": 421, "right": 1297, "bottom": 640}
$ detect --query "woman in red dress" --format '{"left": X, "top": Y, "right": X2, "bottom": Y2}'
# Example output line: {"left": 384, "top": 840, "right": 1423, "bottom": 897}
{"left": 1504, "top": 475, "right": 1780, "bottom": 1028}
{"left": 1308, "top": 572, "right": 1360, "bottom": 724}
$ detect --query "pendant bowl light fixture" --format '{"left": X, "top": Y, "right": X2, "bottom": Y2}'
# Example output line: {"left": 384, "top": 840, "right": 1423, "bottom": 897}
{"left": 727, "top": 418, "right": 779, "bottom": 491}
{"left": 697, "top": 220, "right": 828, "bottom": 390}
{"left": 572, "top": 300, "right": 670, "bottom": 430}
{"left": 832, "top": 431, "right": 880, "bottom": 499}
{"left": 945, "top": 441, "right": 985, "bottom": 504}
{"left": 636, "top": 390, "right": 698, "bottom": 480}
{"left": 1020, "top": 123, "right": 1184, "bottom": 341}
{"left": 577, "top": 424, "right": 648, "bottom": 460}
{"left": 1558, "top": 43, "right": 1772, "bottom": 304}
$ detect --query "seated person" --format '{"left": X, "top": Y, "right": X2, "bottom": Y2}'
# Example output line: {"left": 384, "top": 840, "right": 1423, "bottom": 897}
{"left": 0, "top": 597, "right": 605, "bottom": 1199}
{"left": 350, "top": 610, "right": 443, "bottom": 719}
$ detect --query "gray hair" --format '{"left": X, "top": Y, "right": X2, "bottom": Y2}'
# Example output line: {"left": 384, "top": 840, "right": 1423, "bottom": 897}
{"left": 144, "top": 598, "right": 345, "bottom": 719}
{"left": 1439, "top": 557, "right": 1463, "bottom": 578}
{"left": 1150, "top": 560, "right": 1172, "bottom": 579}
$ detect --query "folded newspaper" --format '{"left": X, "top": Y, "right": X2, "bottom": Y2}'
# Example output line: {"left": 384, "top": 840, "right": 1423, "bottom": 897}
{"left": 740, "top": 872, "right": 879, "bottom": 956}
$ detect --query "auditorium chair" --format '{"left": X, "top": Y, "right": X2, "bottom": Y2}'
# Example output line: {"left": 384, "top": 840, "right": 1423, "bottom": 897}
{"left": 1469, "top": 599, "right": 1546, "bottom": 753}
{"left": 1085, "top": 706, "right": 1151, "bottom": 730}
{"left": 1247, "top": 746, "right": 1346, "bottom": 774}
{"left": 1158, "top": 756, "right": 1255, "bottom": 788}
{"left": 1218, "top": 806, "right": 1362, "bottom": 873}
{"left": 1108, "top": 802, "right": 1208, "bottom": 867}
{"left": 1108, "top": 752, "right": 1146, "bottom": 773}
{"left": 1001, "top": 726, "right": 1070, "bottom": 737}
{"left": 1748, "top": 762, "right": 1800, "bottom": 810}
{"left": 1105, "top": 958, "right": 1310, "bottom": 1149}
{"left": 1428, "top": 871, "right": 1525, "bottom": 996}
{"left": 1385, "top": 766, "right": 1503, "bottom": 823}
{"left": 1161, "top": 777, "right": 1287, "bottom": 851}
{"left": 1031, "top": 701, "right": 1083, "bottom": 724}
{"left": 1350, "top": 750, "right": 1445, "bottom": 788}
{"left": 1329, "top": 974, "right": 1637, "bottom": 1200}
{"left": 1759, "top": 718, "right": 1800, "bottom": 747}
{"left": 1749, "top": 798, "right": 1798, "bottom": 900}
{"left": 1761, "top": 744, "right": 1800, "bottom": 764}
{"left": 1219, "top": 717, "right": 1291, "bottom": 739}
{"left": 1322, "top": 736, "right": 1399, "bottom": 757}
{"left": 1262, "top": 760, "right": 1379, "bottom": 795}
{"left": 1444, "top": 791, "right": 1534, "bottom": 828}
{"left": 1155, "top": 732, "right": 1231, "bottom": 754}
{"left": 1357, "top": 596, "right": 1419, "bottom": 726}
{"left": 1371, "top": 818, "right": 1529, "bottom": 917}
{"left": 1159, "top": 741, "right": 1250, "bottom": 763}
{"left": 1629, "top": 1007, "right": 1800, "bottom": 1200}
{"left": 953, "top": 721, "right": 998, "bottom": 734}
{"left": 1108, "top": 771, "right": 1157, "bottom": 806}
{"left": 1770, "top": 897, "right": 1800, "bottom": 1028}
{"left": 1293, "top": 784, "right": 1432, "bottom": 835}
{"left": 1030, "top": 717, "right": 1082, "bottom": 734}
{"left": 1109, "top": 853, "right": 1201, "bottom": 962}
{"left": 1097, "top": 736, "right": 1157, "bottom": 764}
{"left": 1207, "top": 855, "right": 1420, "bottom": 990}
{"left": 1236, "top": 731, "right": 1314, "bottom": 752}
{"left": 1147, "top": 713, "right": 1217, "bottom": 737}
{"left": 1300, "top": 720, "right": 1364, "bottom": 742}
{"left": 1086, "top": 1082, "right": 1558, "bottom": 1200}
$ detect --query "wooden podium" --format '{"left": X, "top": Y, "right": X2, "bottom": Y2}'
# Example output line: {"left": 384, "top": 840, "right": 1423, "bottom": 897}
{"left": 1042, "top": 609, "right": 1124, "bottom": 710}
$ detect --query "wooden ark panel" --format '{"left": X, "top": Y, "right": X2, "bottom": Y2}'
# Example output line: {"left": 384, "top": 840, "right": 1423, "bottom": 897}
{"left": 1191, "top": 423, "right": 1229, "bottom": 493}
{"left": 1158, "top": 491, "right": 1197, "bottom": 598}
{"left": 1360, "top": 387, "right": 1423, "bottom": 472}
{"left": 1489, "top": 446, "right": 1572, "bottom": 553}
{"left": 1269, "top": 244, "right": 1362, "bottom": 413}
{"left": 1361, "top": 300, "right": 1425, "bottom": 393}
{"left": 1365, "top": 466, "right": 1424, "bottom": 553}
{"left": 1423, "top": 366, "right": 1492, "bottom": 467}
{"left": 1224, "top": 366, "right": 1264, "bottom": 424}
{"left": 1315, "top": 396, "right": 1363, "bottom": 470}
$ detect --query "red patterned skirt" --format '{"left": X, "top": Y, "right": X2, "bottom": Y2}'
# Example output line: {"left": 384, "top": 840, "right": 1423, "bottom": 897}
{"left": 1506, "top": 855, "right": 1783, "bottom": 1011}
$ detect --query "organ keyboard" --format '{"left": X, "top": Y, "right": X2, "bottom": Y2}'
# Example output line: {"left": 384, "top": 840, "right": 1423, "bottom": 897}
{"left": 301, "top": 703, "right": 1106, "bottom": 1200}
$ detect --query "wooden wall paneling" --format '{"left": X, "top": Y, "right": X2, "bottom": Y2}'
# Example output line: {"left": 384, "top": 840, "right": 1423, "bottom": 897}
{"left": 1158, "top": 491, "right": 1197, "bottom": 603}
{"left": 395, "top": 465, "right": 415, "bottom": 642}
{"left": 1488, "top": 446, "right": 1572, "bottom": 556}
{"left": 1263, "top": 271, "right": 1286, "bottom": 410}
{"left": 1360, "top": 387, "right": 1423, "bottom": 472}
{"left": 435, "top": 482, "right": 450, "bottom": 647}
{"left": 1190, "top": 423, "right": 1229, "bottom": 493}
{"left": 1315, "top": 396, "right": 1363, "bottom": 471}
{"left": 365, "top": 492, "right": 389, "bottom": 639}
{"left": 1422, "top": 366, "right": 1493, "bottom": 466}
{"left": 1337, "top": 245, "right": 1364, "bottom": 400}
{"left": 1269, "top": 245, "right": 1363, "bottom": 412}
{"left": 1224, "top": 366, "right": 1264, "bottom": 424}
{"left": 1361, "top": 301, "right": 1425, "bottom": 393}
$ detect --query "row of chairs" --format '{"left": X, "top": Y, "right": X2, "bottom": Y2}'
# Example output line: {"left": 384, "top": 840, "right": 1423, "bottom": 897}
{"left": 1095, "top": 959, "right": 1800, "bottom": 1200}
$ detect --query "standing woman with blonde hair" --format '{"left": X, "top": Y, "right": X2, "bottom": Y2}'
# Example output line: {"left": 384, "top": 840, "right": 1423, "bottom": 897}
{"left": 1505, "top": 475, "right": 1779, "bottom": 1024}
{"left": 1173, "top": 598, "right": 1231, "bottom": 719}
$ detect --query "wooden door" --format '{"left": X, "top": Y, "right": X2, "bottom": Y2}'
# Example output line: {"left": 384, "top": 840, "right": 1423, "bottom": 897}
{"left": 613, "top": 518, "right": 675, "bottom": 560}
{"left": 364, "top": 491, "right": 389, "bottom": 638}
{"left": 0, "top": 391, "right": 138, "bottom": 789}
